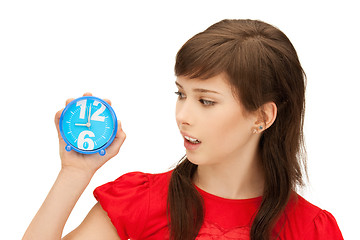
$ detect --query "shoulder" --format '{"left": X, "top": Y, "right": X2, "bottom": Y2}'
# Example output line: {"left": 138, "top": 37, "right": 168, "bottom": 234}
{"left": 277, "top": 193, "right": 343, "bottom": 239}
{"left": 93, "top": 170, "right": 172, "bottom": 207}
{"left": 94, "top": 170, "right": 172, "bottom": 198}
{"left": 287, "top": 193, "right": 323, "bottom": 219}
{"left": 93, "top": 170, "right": 172, "bottom": 239}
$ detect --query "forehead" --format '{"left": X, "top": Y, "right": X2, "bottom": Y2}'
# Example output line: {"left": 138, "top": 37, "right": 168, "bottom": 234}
{"left": 176, "top": 73, "right": 232, "bottom": 93}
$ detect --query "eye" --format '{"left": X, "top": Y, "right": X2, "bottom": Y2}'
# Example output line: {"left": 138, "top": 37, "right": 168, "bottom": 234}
{"left": 174, "top": 91, "right": 186, "bottom": 99}
{"left": 200, "top": 99, "right": 215, "bottom": 106}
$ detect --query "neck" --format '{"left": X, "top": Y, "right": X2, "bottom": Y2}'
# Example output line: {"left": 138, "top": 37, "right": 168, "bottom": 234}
{"left": 193, "top": 150, "right": 265, "bottom": 200}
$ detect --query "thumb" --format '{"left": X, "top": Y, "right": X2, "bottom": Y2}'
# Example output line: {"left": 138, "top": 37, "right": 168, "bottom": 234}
{"left": 105, "top": 121, "right": 126, "bottom": 158}
{"left": 55, "top": 109, "right": 65, "bottom": 141}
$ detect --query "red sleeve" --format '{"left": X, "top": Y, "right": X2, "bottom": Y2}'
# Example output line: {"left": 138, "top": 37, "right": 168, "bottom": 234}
{"left": 93, "top": 172, "right": 150, "bottom": 240}
{"left": 303, "top": 210, "right": 344, "bottom": 240}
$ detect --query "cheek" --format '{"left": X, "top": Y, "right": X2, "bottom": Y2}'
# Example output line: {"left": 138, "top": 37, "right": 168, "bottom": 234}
{"left": 206, "top": 112, "right": 253, "bottom": 152}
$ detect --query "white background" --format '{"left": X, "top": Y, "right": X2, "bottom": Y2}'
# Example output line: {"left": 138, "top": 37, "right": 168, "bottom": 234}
{"left": 0, "top": 0, "right": 359, "bottom": 239}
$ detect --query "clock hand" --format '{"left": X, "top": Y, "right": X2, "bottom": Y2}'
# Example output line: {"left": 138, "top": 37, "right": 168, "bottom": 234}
{"left": 75, "top": 123, "right": 91, "bottom": 127}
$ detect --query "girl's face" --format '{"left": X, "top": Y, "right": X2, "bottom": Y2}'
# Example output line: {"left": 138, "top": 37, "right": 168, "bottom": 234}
{"left": 175, "top": 73, "right": 259, "bottom": 166}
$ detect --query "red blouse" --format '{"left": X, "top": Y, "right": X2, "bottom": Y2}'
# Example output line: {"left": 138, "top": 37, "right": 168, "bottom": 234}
{"left": 94, "top": 171, "right": 343, "bottom": 240}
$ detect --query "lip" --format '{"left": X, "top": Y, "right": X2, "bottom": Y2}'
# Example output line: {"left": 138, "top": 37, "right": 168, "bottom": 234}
{"left": 184, "top": 138, "right": 201, "bottom": 151}
{"left": 180, "top": 131, "right": 202, "bottom": 151}
{"left": 180, "top": 131, "right": 200, "bottom": 141}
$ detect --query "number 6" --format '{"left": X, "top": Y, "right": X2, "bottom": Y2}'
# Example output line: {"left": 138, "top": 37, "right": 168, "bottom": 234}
{"left": 77, "top": 130, "right": 95, "bottom": 150}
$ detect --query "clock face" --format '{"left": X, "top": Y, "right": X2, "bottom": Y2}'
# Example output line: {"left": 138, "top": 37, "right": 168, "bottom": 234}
{"left": 60, "top": 96, "right": 117, "bottom": 154}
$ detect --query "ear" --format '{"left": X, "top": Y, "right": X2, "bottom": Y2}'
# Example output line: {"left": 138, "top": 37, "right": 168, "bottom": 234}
{"left": 253, "top": 102, "right": 277, "bottom": 133}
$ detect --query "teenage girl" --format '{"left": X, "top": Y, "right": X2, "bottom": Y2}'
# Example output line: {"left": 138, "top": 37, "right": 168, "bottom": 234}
{"left": 23, "top": 19, "right": 343, "bottom": 240}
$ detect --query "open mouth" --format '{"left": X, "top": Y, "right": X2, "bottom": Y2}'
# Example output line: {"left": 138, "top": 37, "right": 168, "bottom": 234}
{"left": 184, "top": 135, "right": 201, "bottom": 144}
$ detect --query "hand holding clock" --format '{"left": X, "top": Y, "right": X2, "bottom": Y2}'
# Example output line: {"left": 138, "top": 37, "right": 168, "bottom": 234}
{"left": 55, "top": 93, "right": 126, "bottom": 178}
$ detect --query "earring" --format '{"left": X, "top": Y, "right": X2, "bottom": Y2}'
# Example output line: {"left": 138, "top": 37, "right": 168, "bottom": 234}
{"left": 253, "top": 125, "right": 263, "bottom": 134}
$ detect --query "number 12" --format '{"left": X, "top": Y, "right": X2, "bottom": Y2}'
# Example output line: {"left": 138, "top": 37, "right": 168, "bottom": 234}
{"left": 76, "top": 99, "right": 106, "bottom": 122}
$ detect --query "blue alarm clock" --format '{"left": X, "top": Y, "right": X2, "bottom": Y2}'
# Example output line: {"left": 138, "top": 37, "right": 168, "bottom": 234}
{"left": 59, "top": 96, "right": 117, "bottom": 156}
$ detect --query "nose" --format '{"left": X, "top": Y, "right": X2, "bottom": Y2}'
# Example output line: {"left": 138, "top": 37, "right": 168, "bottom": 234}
{"left": 175, "top": 99, "right": 193, "bottom": 127}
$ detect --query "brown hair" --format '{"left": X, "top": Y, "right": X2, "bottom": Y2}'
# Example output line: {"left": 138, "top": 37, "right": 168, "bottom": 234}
{"left": 167, "top": 19, "right": 306, "bottom": 240}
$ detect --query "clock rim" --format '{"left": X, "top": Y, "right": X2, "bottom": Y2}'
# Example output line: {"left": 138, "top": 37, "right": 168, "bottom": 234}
{"left": 59, "top": 96, "right": 118, "bottom": 155}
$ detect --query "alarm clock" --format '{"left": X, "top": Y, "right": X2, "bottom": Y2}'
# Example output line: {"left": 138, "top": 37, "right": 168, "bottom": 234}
{"left": 59, "top": 96, "right": 118, "bottom": 156}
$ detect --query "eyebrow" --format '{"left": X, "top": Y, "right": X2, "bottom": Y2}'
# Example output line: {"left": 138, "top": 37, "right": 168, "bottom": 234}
{"left": 175, "top": 81, "right": 222, "bottom": 95}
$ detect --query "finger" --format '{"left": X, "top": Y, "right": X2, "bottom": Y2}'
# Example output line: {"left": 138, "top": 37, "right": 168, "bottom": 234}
{"left": 83, "top": 92, "right": 93, "bottom": 97}
{"left": 66, "top": 98, "right": 75, "bottom": 106}
{"left": 103, "top": 98, "right": 112, "bottom": 106}
{"left": 55, "top": 108, "right": 64, "bottom": 139}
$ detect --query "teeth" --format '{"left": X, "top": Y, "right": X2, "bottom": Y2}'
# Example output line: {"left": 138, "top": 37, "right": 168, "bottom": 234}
{"left": 184, "top": 136, "right": 201, "bottom": 143}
